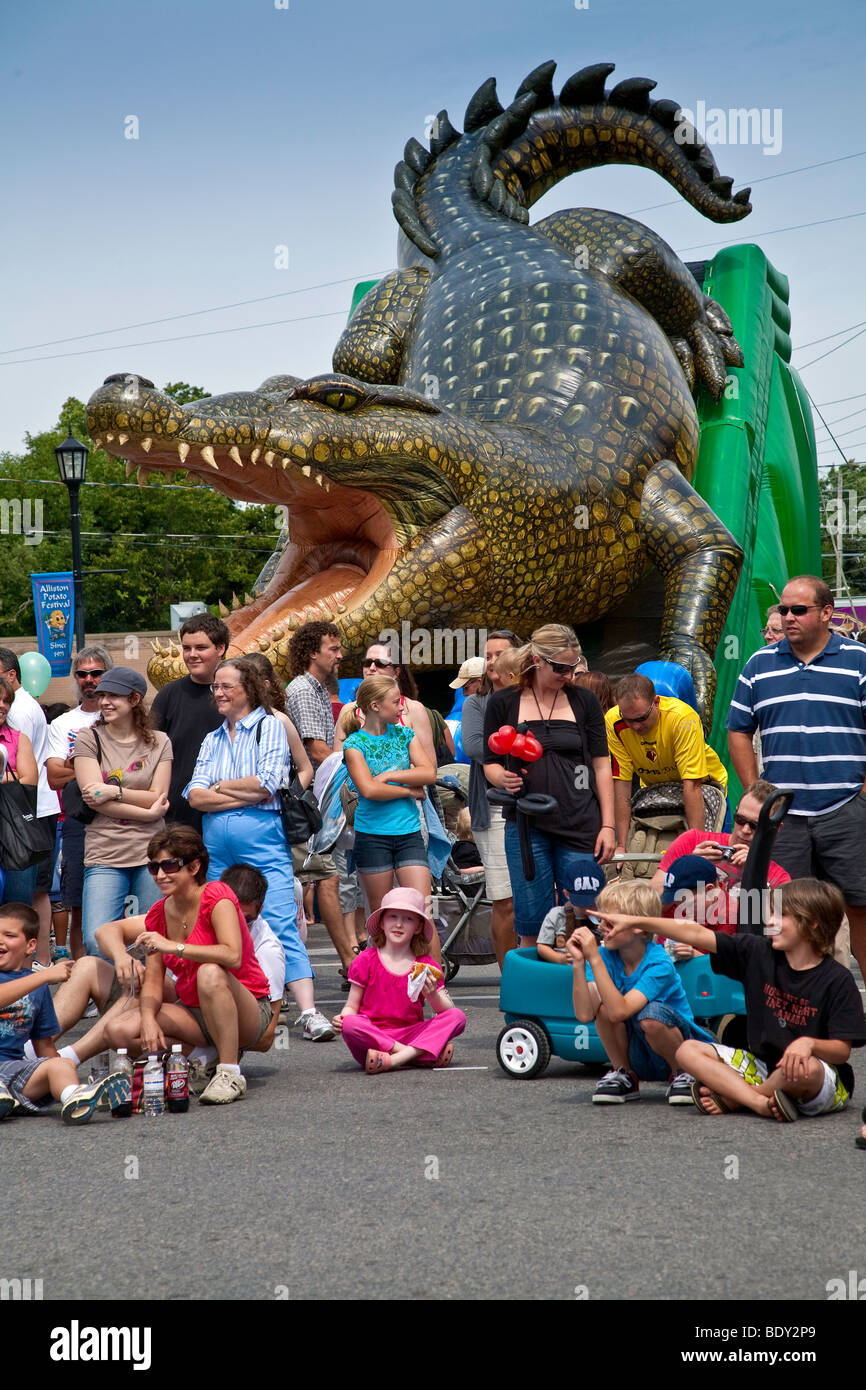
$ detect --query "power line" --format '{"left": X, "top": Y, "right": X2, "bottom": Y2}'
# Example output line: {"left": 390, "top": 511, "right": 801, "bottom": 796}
{"left": 678, "top": 209, "right": 866, "bottom": 254}
{"left": 799, "top": 324, "right": 866, "bottom": 371}
{"left": 792, "top": 320, "right": 866, "bottom": 352}
{"left": 817, "top": 406, "right": 866, "bottom": 428}
{"left": 817, "top": 393, "right": 866, "bottom": 407}
{"left": 625, "top": 149, "right": 866, "bottom": 216}
{"left": 813, "top": 421, "right": 866, "bottom": 441}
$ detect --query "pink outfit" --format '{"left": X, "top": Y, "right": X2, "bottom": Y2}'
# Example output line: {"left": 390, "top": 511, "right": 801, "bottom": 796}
{"left": 0, "top": 724, "right": 21, "bottom": 774}
{"left": 342, "top": 947, "right": 466, "bottom": 1066}
{"left": 145, "top": 881, "right": 270, "bottom": 1008}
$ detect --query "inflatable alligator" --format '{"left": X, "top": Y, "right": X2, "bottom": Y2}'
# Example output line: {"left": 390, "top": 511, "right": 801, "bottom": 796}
{"left": 87, "top": 60, "right": 754, "bottom": 716}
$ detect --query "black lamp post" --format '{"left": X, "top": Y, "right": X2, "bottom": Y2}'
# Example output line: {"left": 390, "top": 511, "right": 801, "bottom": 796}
{"left": 54, "top": 429, "right": 88, "bottom": 653}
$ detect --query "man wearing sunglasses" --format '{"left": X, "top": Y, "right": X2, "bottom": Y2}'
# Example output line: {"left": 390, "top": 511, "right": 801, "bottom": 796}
{"left": 728, "top": 574, "right": 866, "bottom": 980}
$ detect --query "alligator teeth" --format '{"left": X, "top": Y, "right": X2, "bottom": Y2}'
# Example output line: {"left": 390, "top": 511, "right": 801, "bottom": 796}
{"left": 218, "top": 600, "right": 230, "bottom": 616}
{"left": 244, "top": 593, "right": 255, "bottom": 606}
{"left": 231, "top": 593, "right": 242, "bottom": 611}
{"left": 228, "top": 446, "right": 243, "bottom": 467}
{"left": 200, "top": 445, "right": 217, "bottom": 469}
{"left": 322, "top": 479, "right": 331, "bottom": 492}
{"left": 125, "top": 461, "right": 136, "bottom": 479}
{"left": 250, "top": 447, "right": 261, "bottom": 464}
{"left": 177, "top": 441, "right": 190, "bottom": 464}
{"left": 264, "top": 450, "right": 275, "bottom": 466}
{"left": 117, "top": 433, "right": 128, "bottom": 446}
{"left": 136, "top": 466, "right": 149, "bottom": 487}
{"left": 315, "top": 473, "right": 324, "bottom": 488}
{"left": 105, "top": 433, "right": 115, "bottom": 444}
{"left": 140, "top": 437, "right": 152, "bottom": 453}
{"left": 301, "top": 465, "right": 311, "bottom": 477}
{"left": 92, "top": 437, "right": 103, "bottom": 449}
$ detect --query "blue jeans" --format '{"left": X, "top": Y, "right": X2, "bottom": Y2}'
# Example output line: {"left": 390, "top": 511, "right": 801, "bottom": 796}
{"left": 626, "top": 1001, "right": 715, "bottom": 1081}
{"left": 504, "top": 822, "right": 598, "bottom": 937}
{"left": 82, "top": 864, "right": 161, "bottom": 957}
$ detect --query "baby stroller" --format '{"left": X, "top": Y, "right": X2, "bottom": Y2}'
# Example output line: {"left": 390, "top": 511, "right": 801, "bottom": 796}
{"left": 431, "top": 777, "right": 497, "bottom": 982}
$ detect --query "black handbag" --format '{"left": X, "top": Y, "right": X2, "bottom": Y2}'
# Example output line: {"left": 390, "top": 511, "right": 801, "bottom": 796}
{"left": 0, "top": 769, "right": 55, "bottom": 871}
{"left": 278, "top": 778, "right": 323, "bottom": 846}
{"left": 62, "top": 728, "right": 104, "bottom": 825}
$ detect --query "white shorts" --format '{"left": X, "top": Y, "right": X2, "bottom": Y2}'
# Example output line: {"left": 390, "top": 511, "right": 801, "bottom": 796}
{"left": 713, "top": 1044, "right": 850, "bottom": 1115}
{"left": 473, "top": 803, "right": 512, "bottom": 901}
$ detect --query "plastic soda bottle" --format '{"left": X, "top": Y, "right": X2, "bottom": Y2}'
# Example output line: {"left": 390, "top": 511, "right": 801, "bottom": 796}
{"left": 143, "top": 1054, "right": 165, "bottom": 1117}
{"left": 166, "top": 1045, "right": 189, "bottom": 1113}
{"left": 112, "top": 1047, "right": 133, "bottom": 1119}
{"left": 88, "top": 1049, "right": 111, "bottom": 1084}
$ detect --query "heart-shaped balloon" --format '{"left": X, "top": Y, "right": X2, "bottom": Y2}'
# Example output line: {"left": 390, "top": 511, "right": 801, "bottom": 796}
{"left": 488, "top": 731, "right": 508, "bottom": 755}
{"left": 497, "top": 725, "right": 517, "bottom": 752}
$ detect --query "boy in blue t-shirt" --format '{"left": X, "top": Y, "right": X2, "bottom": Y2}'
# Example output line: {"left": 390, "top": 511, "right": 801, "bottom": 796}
{"left": 0, "top": 903, "right": 130, "bottom": 1124}
{"left": 566, "top": 878, "right": 714, "bottom": 1104}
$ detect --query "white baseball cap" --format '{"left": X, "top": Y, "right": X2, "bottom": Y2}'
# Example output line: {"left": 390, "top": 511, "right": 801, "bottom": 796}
{"left": 449, "top": 657, "right": 485, "bottom": 689}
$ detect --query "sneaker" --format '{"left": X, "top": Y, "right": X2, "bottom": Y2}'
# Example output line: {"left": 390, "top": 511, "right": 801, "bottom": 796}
{"left": 0, "top": 1081, "right": 15, "bottom": 1121}
{"left": 83, "top": 1000, "right": 99, "bottom": 1019}
{"left": 188, "top": 1057, "right": 218, "bottom": 1097}
{"left": 31, "top": 960, "right": 50, "bottom": 973}
{"left": 298, "top": 1008, "right": 336, "bottom": 1042}
{"left": 53, "top": 944, "right": 72, "bottom": 962}
{"left": 61, "top": 1072, "right": 131, "bottom": 1125}
{"left": 198, "top": 1065, "right": 247, "bottom": 1105}
{"left": 592, "top": 1068, "right": 640, "bottom": 1104}
{"left": 667, "top": 1072, "right": 696, "bottom": 1105}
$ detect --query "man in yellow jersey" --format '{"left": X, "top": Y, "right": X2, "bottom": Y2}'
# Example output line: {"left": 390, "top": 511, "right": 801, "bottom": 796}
{"left": 605, "top": 674, "right": 728, "bottom": 858}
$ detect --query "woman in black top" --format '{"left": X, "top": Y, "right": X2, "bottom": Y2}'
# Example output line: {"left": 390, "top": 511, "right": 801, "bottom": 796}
{"left": 483, "top": 624, "right": 615, "bottom": 945}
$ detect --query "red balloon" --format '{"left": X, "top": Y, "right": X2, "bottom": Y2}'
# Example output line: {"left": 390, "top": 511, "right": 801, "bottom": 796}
{"left": 488, "top": 731, "right": 508, "bottom": 755}
{"left": 522, "top": 733, "right": 544, "bottom": 761}
{"left": 497, "top": 725, "right": 517, "bottom": 752}
{"left": 509, "top": 733, "right": 528, "bottom": 758}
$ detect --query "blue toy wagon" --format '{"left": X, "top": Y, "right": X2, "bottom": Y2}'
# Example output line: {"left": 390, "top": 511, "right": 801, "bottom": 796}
{"left": 496, "top": 947, "right": 745, "bottom": 1078}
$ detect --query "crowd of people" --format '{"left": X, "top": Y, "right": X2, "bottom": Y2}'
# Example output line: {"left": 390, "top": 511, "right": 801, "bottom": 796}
{"left": 1, "top": 576, "right": 865, "bottom": 1142}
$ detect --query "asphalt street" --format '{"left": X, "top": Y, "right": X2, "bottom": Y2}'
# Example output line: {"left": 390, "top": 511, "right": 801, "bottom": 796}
{"left": 5, "top": 925, "right": 866, "bottom": 1306}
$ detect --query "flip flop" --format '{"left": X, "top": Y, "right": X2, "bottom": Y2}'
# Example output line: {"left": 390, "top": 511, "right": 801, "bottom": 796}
{"left": 690, "top": 1079, "right": 732, "bottom": 1115}
{"left": 769, "top": 1089, "right": 799, "bottom": 1123}
{"left": 365, "top": 1049, "right": 392, "bottom": 1075}
{"left": 434, "top": 1043, "right": 454, "bottom": 1069}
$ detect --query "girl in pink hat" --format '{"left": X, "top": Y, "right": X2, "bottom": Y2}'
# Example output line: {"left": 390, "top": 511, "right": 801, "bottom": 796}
{"left": 333, "top": 887, "right": 466, "bottom": 1073}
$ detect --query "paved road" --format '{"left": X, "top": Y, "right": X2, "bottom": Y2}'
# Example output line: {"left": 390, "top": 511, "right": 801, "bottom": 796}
{"left": 6, "top": 927, "right": 865, "bottom": 1305}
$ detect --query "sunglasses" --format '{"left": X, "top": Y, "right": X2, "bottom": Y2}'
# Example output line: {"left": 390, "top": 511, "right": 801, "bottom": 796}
{"left": 622, "top": 704, "right": 656, "bottom": 724}
{"left": 777, "top": 605, "right": 820, "bottom": 617}
{"left": 75, "top": 669, "right": 106, "bottom": 679}
{"left": 363, "top": 658, "right": 395, "bottom": 669}
{"left": 147, "top": 856, "right": 193, "bottom": 878}
{"left": 542, "top": 656, "right": 582, "bottom": 675}
{"left": 733, "top": 813, "right": 759, "bottom": 831}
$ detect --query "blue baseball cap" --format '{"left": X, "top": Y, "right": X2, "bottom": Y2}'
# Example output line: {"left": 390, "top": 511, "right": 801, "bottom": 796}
{"left": 661, "top": 855, "right": 718, "bottom": 905}
{"left": 565, "top": 856, "right": 606, "bottom": 907}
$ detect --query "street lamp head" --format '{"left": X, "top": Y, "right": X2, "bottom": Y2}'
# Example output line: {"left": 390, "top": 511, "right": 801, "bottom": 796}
{"left": 55, "top": 431, "right": 89, "bottom": 484}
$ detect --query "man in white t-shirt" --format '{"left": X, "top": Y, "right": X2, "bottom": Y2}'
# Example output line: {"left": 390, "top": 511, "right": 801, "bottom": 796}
{"left": 45, "top": 646, "right": 114, "bottom": 963}
{"left": 0, "top": 647, "right": 63, "bottom": 967}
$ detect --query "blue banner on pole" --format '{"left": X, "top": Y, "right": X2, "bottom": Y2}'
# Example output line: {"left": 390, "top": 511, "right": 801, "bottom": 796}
{"left": 31, "top": 572, "right": 75, "bottom": 676}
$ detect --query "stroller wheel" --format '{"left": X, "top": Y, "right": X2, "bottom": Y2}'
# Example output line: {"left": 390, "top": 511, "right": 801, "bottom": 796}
{"left": 496, "top": 1019, "right": 551, "bottom": 1079}
{"left": 443, "top": 955, "right": 460, "bottom": 983}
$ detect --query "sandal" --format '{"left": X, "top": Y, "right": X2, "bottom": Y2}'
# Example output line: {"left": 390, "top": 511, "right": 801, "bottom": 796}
{"left": 434, "top": 1043, "right": 454, "bottom": 1068}
{"left": 365, "top": 1049, "right": 392, "bottom": 1075}
{"left": 769, "top": 1089, "right": 799, "bottom": 1123}
{"left": 690, "top": 1079, "right": 732, "bottom": 1115}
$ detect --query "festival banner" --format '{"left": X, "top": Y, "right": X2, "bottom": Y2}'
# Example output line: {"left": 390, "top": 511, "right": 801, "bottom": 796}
{"left": 31, "top": 571, "right": 75, "bottom": 676}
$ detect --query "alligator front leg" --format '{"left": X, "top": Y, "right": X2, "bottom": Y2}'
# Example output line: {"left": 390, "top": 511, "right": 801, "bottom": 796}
{"left": 332, "top": 267, "right": 430, "bottom": 384}
{"left": 639, "top": 460, "right": 742, "bottom": 727}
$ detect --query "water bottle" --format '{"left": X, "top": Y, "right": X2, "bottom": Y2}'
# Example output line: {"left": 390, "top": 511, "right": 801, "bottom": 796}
{"left": 143, "top": 1053, "right": 165, "bottom": 1118}
{"left": 165, "top": 1045, "right": 189, "bottom": 1113}
{"left": 112, "top": 1048, "right": 133, "bottom": 1119}
{"left": 88, "top": 1049, "right": 111, "bottom": 1084}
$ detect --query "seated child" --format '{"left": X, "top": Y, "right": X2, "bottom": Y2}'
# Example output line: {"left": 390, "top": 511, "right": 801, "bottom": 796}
{"left": 450, "top": 808, "right": 484, "bottom": 876}
{"left": 605, "top": 877, "right": 866, "bottom": 1122}
{"left": 0, "top": 903, "right": 130, "bottom": 1124}
{"left": 536, "top": 854, "right": 605, "bottom": 964}
{"left": 333, "top": 886, "right": 466, "bottom": 1073}
{"left": 565, "top": 878, "right": 715, "bottom": 1105}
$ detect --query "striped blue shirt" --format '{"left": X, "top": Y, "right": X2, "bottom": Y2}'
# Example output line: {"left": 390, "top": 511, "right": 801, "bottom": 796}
{"left": 183, "top": 707, "right": 289, "bottom": 813}
{"left": 726, "top": 633, "right": 866, "bottom": 815}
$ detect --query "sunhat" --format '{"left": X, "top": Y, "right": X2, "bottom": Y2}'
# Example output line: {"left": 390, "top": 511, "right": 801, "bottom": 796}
{"left": 365, "top": 886, "right": 435, "bottom": 942}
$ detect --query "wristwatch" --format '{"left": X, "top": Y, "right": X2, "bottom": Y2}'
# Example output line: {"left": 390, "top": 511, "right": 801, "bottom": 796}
{"left": 213, "top": 783, "right": 221, "bottom": 795}
{"left": 175, "top": 941, "right": 186, "bottom": 956}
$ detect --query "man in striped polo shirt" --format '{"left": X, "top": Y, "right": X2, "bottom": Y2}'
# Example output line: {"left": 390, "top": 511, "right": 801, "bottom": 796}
{"left": 727, "top": 575, "right": 866, "bottom": 979}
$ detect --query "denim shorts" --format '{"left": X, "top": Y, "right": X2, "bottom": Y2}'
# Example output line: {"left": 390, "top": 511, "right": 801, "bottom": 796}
{"left": 626, "top": 1001, "right": 715, "bottom": 1081}
{"left": 353, "top": 830, "right": 428, "bottom": 875}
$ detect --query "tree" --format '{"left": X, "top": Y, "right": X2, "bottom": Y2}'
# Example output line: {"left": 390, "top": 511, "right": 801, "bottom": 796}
{"left": 0, "top": 390, "right": 281, "bottom": 634}
{"left": 820, "top": 461, "right": 866, "bottom": 596}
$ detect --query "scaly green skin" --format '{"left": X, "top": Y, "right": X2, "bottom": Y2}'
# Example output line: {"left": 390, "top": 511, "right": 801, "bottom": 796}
{"left": 86, "top": 60, "right": 751, "bottom": 718}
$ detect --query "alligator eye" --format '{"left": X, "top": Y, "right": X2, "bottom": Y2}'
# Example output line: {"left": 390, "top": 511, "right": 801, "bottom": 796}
{"left": 324, "top": 389, "right": 362, "bottom": 411}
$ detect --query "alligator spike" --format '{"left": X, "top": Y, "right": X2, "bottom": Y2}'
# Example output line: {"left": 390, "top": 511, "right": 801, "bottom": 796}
{"left": 91, "top": 436, "right": 103, "bottom": 449}
{"left": 464, "top": 76, "right": 504, "bottom": 132}
{"left": 177, "top": 441, "right": 190, "bottom": 464}
{"left": 502, "top": 192, "right": 522, "bottom": 220}
{"left": 245, "top": 593, "right": 255, "bottom": 606}
{"left": 559, "top": 62, "right": 616, "bottom": 106}
{"left": 258, "top": 637, "right": 270, "bottom": 651}
{"left": 429, "top": 109, "right": 460, "bottom": 156}
{"left": 693, "top": 149, "right": 717, "bottom": 178}
{"left": 228, "top": 445, "right": 243, "bottom": 467}
{"left": 404, "top": 137, "right": 432, "bottom": 175}
{"left": 231, "top": 593, "right": 241, "bottom": 611}
{"left": 125, "top": 461, "right": 136, "bottom": 478}
{"left": 200, "top": 445, "right": 217, "bottom": 468}
{"left": 650, "top": 98, "right": 682, "bottom": 130}
{"left": 471, "top": 146, "right": 494, "bottom": 199}
{"left": 608, "top": 77, "right": 657, "bottom": 113}
{"left": 488, "top": 178, "right": 507, "bottom": 212}
{"left": 272, "top": 627, "right": 285, "bottom": 641}
{"left": 732, "top": 187, "right": 752, "bottom": 206}
{"left": 118, "top": 432, "right": 129, "bottom": 446}
{"left": 514, "top": 60, "right": 557, "bottom": 109}
{"left": 150, "top": 639, "right": 162, "bottom": 654}
{"left": 393, "top": 160, "right": 417, "bottom": 195}
{"left": 678, "top": 122, "right": 705, "bottom": 153}
{"left": 250, "top": 446, "right": 261, "bottom": 464}
{"left": 710, "top": 175, "right": 734, "bottom": 198}
{"left": 484, "top": 92, "right": 536, "bottom": 153}
{"left": 218, "top": 600, "right": 230, "bottom": 616}
{"left": 264, "top": 450, "right": 275, "bottom": 466}
{"left": 391, "top": 190, "right": 439, "bottom": 258}
{"left": 136, "top": 466, "right": 149, "bottom": 487}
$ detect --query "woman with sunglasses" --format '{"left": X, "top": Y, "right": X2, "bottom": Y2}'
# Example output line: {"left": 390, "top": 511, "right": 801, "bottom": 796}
{"left": 483, "top": 624, "right": 615, "bottom": 946}
{"left": 105, "top": 826, "right": 272, "bottom": 1105}
{"left": 73, "top": 669, "right": 172, "bottom": 956}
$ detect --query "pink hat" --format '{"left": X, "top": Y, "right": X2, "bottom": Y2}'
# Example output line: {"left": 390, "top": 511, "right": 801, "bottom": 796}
{"left": 365, "top": 887, "right": 435, "bottom": 943}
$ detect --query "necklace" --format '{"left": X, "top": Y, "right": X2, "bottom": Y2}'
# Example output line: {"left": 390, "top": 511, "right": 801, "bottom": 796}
{"left": 531, "top": 685, "right": 560, "bottom": 724}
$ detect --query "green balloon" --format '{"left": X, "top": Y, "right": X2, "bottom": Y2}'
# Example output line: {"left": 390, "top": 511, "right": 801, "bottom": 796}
{"left": 19, "top": 651, "right": 52, "bottom": 698}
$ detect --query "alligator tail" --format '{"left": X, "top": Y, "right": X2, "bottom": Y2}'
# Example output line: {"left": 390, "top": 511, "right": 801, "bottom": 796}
{"left": 393, "top": 60, "right": 752, "bottom": 260}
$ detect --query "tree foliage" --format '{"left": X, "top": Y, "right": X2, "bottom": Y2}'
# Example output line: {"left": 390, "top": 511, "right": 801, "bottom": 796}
{"left": 0, "top": 388, "right": 280, "bottom": 634}
{"left": 819, "top": 462, "right": 866, "bottom": 596}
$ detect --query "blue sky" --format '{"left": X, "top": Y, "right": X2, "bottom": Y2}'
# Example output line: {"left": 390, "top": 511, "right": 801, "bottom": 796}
{"left": 1, "top": 0, "right": 864, "bottom": 472}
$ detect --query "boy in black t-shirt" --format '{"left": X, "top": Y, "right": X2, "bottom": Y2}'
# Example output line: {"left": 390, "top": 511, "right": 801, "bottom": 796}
{"left": 601, "top": 879, "right": 865, "bottom": 1122}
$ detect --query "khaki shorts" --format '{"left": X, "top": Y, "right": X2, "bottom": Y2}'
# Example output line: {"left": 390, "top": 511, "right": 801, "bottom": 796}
{"left": 187, "top": 994, "right": 272, "bottom": 1048}
{"left": 472, "top": 803, "right": 512, "bottom": 901}
{"left": 291, "top": 844, "right": 337, "bottom": 884}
